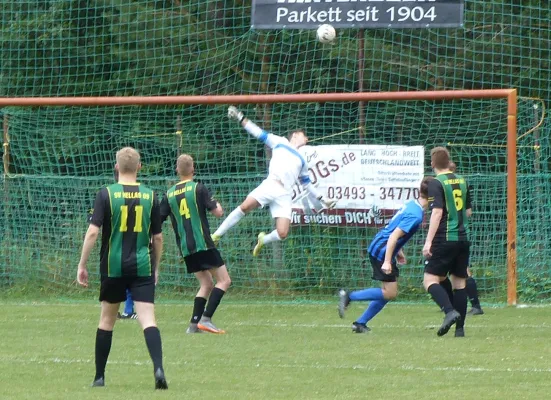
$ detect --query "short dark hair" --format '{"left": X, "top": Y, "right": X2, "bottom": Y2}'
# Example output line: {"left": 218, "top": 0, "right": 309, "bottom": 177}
{"left": 288, "top": 129, "right": 305, "bottom": 141}
{"left": 448, "top": 161, "right": 457, "bottom": 173}
{"left": 419, "top": 176, "right": 434, "bottom": 199}
{"left": 430, "top": 147, "right": 450, "bottom": 170}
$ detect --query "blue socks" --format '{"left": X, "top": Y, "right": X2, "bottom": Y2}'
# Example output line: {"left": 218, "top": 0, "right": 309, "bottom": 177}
{"left": 124, "top": 289, "right": 134, "bottom": 315}
{"left": 356, "top": 300, "right": 388, "bottom": 325}
{"left": 349, "top": 288, "right": 388, "bottom": 326}
{"left": 349, "top": 287, "right": 385, "bottom": 302}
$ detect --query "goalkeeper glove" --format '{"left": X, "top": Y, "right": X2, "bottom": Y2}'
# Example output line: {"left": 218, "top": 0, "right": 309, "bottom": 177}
{"left": 228, "top": 106, "right": 245, "bottom": 123}
{"left": 319, "top": 196, "right": 337, "bottom": 210}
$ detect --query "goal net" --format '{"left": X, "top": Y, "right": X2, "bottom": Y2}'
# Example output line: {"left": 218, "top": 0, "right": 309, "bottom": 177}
{"left": 0, "top": 93, "right": 542, "bottom": 303}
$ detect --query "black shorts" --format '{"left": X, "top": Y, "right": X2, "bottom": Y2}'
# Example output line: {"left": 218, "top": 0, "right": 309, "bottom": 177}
{"left": 99, "top": 275, "right": 155, "bottom": 304}
{"left": 369, "top": 255, "right": 399, "bottom": 283}
{"left": 424, "top": 241, "right": 470, "bottom": 278}
{"left": 184, "top": 248, "right": 225, "bottom": 274}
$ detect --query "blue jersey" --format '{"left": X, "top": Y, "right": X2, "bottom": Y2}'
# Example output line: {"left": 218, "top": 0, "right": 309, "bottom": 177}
{"left": 368, "top": 200, "right": 424, "bottom": 262}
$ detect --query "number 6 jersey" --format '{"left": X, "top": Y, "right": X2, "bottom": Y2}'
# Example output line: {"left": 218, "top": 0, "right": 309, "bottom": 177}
{"left": 428, "top": 172, "right": 471, "bottom": 243}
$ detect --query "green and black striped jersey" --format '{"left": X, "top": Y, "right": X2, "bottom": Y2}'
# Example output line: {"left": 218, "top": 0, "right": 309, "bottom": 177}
{"left": 89, "top": 183, "right": 161, "bottom": 278}
{"left": 428, "top": 172, "right": 471, "bottom": 242}
{"left": 160, "top": 180, "right": 217, "bottom": 257}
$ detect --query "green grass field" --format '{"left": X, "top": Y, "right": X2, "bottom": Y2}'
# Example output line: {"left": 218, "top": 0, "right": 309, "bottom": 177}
{"left": 1, "top": 300, "right": 550, "bottom": 400}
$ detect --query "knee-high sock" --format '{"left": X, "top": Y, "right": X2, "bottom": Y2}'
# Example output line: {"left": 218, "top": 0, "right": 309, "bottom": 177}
{"left": 453, "top": 288, "right": 468, "bottom": 329}
{"left": 203, "top": 288, "right": 226, "bottom": 319}
{"left": 349, "top": 287, "right": 385, "bottom": 302}
{"left": 356, "top": 300, "right": 388, "bottom": 325}
{"left": 95, "top": 329, "right": 113, "bottom": 380}
{"left": 213, "top": 208, "right": 245, "bottom": 237}
{"left": 191, "top": 297, "right": 207, "bottom": 323}
{"left": 144, "top": 326, "right": 163, "bottom": 372}
{"left": 440, "top": 277, "right": 454, "bottom": 304}
{"left": 262, "top": 230, "right": 282, "bottom": 245}
{"left": 466, "top": 277, "right": 481, "bottom": 308}
{"left": 428, "top": 283, "right": 454, "bottom": 314}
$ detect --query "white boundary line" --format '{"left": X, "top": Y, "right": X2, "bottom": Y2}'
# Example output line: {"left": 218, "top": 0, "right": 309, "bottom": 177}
{"left": 1, "top": 356, "right": 551, "bottom": 374}
{"left": 0, "top": 302, "right": 513, "bottom": 308}
{"left": 1, "top": 318, "right": 550, "bottom": 329}
{"left": 3, "top": 301, "right": 550, "bottom": 308}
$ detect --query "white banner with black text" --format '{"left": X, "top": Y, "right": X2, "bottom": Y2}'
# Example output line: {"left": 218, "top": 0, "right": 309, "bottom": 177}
{"left": 291, "top": 144, "right": 424, "bottom": 226}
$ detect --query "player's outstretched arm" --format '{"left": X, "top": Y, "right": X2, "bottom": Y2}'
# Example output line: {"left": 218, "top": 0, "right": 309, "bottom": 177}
{"left": 302, "top": 180, "right": 337, "bottom": 210}
{"left": 228, "top": 105, "right": 247, "bottom": 125}
{"left": 228, "top": 106, "right": 281, "bottom": 148}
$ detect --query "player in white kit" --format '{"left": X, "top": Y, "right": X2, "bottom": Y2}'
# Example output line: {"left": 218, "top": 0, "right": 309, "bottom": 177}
{"left": 212, "top": 106, "right": 337, "bottom": 256}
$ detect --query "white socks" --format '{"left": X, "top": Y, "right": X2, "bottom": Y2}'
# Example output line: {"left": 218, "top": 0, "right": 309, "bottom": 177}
{"left": 213, "top": 207, "right": 245, "bottom": 237}
{"left": 213, "top": 208, "right": 285, "bottom": 248}
{"left": 262, "top": 230, "right": 282, "bottom": 245}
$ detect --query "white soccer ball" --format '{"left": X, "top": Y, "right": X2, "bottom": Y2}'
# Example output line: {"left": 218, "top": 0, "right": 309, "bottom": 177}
{"left": 316, "top": 24, "right": 336, "bottom": 44}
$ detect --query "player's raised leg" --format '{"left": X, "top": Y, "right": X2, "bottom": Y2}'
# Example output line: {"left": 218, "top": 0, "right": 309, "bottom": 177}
{"left": 253, "top": 217, "right": 290, "bottom": 256}
{"left": 352, "top": 282, "right": 395, "bottom": 333}
{"left": 212, "top": 196, "right": 260, "bottom": 242}
{"left": 342, "top": 257, "right": 399, "bottom": 333}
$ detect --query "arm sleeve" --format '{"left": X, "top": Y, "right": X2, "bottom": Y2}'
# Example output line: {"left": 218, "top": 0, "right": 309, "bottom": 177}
{"left": 428, "top": 179, "right": 444, "bottom": 210}
{"left": 242, "top": 120, "right": 285, "bottom": 149}
{"left": 89, "top": 188, "right": 107, "bottom": 227}
{"left": 397, "top": 214, "right": 422, "bottom": 234}
{"left": 159, "top": 193, "right": 171, "bottom": 223}
{"left": 198, "top": 183, "right": 218, "bottom": 211}
{"left": 150, "top": 193, "right": 162, "bottom": 235}
{"left": 86, "top": 206, "right": 94, "bottom": 223}
{"left": 304, "top": 183, "right": 323, "bottom": 200}
{"left": 466, "top": 184, "right": 473, "bottom": 210}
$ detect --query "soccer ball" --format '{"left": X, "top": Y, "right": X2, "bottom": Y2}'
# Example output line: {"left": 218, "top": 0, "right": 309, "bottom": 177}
{"left": 316, "top": 24, "right": 336, "bottom": 44}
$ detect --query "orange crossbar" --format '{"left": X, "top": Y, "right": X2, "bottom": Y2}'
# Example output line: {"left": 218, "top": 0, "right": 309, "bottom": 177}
{"left": 0, "top": 89, "right": 515, "bottom": 106}
{"left": 0, "top": 89, "right": 518, "bottom": 304}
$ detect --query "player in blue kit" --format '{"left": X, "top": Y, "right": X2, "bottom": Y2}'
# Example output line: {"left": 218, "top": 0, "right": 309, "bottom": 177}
{"left": 338, "top": 177, "right": 433, "bottom": 333}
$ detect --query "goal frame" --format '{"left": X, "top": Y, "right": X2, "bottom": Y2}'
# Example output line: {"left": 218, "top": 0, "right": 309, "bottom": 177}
{"left": 0, "top": 89, "right": 519, "bottom": 305}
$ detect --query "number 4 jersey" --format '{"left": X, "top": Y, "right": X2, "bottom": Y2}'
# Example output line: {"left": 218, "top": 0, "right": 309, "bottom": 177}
{"left": 428, "top": 172, "right": 471, "bottom": 243}
{"left": 160, "top": 180, "right": 218, "bottom": 258}
{"left": 89, "top": 183, "right": 162, "bottom": 278}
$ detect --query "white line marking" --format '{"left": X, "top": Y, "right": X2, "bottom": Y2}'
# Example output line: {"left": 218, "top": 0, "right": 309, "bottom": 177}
{"left": 1, "top": 318, "right": 550, "bottom": 330}
{"left": 1, "top": 356, "right": 551, "bottom": 374}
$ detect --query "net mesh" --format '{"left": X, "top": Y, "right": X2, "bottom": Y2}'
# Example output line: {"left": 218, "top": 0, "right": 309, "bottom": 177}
{"left": 1, "top": 1, "right": 550, "bottom": 302}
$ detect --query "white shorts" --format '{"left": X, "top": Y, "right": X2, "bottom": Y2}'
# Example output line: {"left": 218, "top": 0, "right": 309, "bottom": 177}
{"left": 248, "top": 179, "right": 293, "bottom": 220}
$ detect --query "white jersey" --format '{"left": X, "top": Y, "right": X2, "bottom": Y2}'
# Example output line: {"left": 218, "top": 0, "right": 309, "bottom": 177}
{"left": 263, "top": 134, "right": 310, "bottom": 191}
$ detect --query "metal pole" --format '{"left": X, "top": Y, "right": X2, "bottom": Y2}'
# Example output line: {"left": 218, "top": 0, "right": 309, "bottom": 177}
{"left": 506, "top": 90, "right": 518, "bottom": 306}
{"left": 357, "top": 29, "right": 365, "bottom": 145}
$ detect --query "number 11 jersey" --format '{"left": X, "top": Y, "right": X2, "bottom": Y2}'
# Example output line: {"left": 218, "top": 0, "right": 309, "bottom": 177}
{"left": 89, "top": 183, "right": 162, "bottom": 278}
